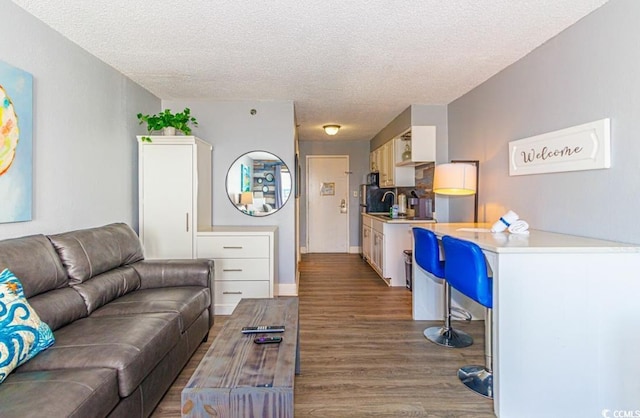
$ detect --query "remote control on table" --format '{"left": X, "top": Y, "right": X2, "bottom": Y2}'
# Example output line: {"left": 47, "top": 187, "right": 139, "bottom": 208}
{"left": 241, "top": 325, "right": 285, "bottom": 334}
{"left": 254, "top": 336, "right": 283, "bottom": 344}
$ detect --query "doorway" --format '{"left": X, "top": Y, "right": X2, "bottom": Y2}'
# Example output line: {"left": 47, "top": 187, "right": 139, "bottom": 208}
{"left": 306, "top": 155, "right": 349, "bottom": 253}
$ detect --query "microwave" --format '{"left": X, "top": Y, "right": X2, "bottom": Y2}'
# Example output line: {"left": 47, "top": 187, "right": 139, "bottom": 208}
{"left": 366, "top": 172, "right": 379, "bottom": 187}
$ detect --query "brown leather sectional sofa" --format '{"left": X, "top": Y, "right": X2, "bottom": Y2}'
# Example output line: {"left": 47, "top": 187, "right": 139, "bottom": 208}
{"left": 0, "top": 223, "right": 213, "bottom": 417}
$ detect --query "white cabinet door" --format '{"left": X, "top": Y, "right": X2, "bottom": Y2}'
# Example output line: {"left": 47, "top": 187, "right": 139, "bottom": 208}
{"left": 141, "top": 144, "right": 193, "bottom": 258}
{"left": 369, "top": 150, "right": 377, "bottom": 172}
{"left": 362, "top": 225, "right": 372, "bottom": 261}
{"left": 371, "top": 230, "right": 384, "bottom": 275}
{"left": 382, "top": 142, "right": 394, "bottom": 186}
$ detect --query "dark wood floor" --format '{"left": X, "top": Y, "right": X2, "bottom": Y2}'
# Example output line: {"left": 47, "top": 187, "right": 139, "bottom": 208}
{"left": 152, "top": 253, "right": 495, "bottom": 417}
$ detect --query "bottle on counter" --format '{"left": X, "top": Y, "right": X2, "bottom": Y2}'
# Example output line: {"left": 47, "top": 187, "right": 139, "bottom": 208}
{"left": 398, "top": 193, "right": 407, "bottom": 215}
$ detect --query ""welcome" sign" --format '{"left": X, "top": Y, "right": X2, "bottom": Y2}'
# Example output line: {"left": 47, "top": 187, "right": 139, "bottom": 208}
{"left": 508, "top": 118, "right": 610, "bottom": 176}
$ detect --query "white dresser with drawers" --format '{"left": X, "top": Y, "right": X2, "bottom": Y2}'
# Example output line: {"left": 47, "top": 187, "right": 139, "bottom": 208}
{"left": 197, "top": 226, "right": 277, "bottom": 315}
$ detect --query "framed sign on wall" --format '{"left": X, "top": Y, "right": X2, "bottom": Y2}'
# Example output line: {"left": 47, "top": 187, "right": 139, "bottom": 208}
{"left": 508, "top": 118, "right": 610, "bottom": 176}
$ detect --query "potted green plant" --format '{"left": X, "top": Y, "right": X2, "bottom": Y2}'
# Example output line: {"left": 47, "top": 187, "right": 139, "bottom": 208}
{"left": 137, "top": 108, "right": 198, "bottom": 142}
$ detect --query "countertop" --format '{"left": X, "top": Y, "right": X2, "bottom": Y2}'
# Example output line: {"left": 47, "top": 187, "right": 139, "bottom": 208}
{"left": 412, "top": 222, "right": 640, "bottom": 254}
{"left": 362, "top": 212, "right": 436, "bottom": 224}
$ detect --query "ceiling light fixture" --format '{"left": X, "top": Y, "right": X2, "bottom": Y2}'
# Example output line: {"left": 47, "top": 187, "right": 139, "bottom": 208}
{"left": 323, "top": 125, "right": 341, "bottom": 136}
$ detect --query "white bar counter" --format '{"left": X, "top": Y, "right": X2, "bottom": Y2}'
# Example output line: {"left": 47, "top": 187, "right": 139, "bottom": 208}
{"left": 412, "top": 223, "right": 640, "bottom": 418}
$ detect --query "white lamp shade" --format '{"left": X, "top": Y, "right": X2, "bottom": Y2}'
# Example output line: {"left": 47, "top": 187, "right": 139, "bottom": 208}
{"left": 433, "top": 163, "right": 477, "bottom": 196}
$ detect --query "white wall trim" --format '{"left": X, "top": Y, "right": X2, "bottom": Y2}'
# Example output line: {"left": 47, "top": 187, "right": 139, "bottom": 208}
{"left": 278, "top": 283, "right": 298, "bottom": 296}
{"left": 300, "top": 246, "right": 359, "bottom": 254}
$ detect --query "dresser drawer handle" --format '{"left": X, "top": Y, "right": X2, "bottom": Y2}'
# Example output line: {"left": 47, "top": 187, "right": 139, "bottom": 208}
{"left": 223, "top": 291, "right": 243, "bottom": 295}
{"left": 223, "top": 246, "right": 243, "bottom": 249}
{"left": 222, "top": 269, "right": 243, "bottom": 272}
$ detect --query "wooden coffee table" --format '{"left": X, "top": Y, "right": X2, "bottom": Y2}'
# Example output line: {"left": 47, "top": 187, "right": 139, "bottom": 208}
{"left": 182, "top": 297, "right": 299, "bottom": 418}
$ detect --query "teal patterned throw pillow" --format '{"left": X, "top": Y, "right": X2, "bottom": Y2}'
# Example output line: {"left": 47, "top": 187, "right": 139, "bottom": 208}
{"left": 0, "top": 268, "right": 55, "bottom": 383}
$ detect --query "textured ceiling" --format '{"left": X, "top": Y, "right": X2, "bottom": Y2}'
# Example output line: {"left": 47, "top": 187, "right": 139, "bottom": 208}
{"left": 12, "top": 0, "right": 609, "bottom": 141}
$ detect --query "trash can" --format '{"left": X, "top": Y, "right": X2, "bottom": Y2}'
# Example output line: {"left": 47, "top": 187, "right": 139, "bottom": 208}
{"left": 403, "top": 249, "right": 413, "bottom": 291}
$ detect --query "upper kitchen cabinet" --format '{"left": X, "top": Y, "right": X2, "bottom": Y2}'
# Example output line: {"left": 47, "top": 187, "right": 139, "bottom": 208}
{"left": 394, "top": 126, "right": 436, "bottom": 167}
{"left": 380, "top": 141, "right": 394, "bottom": 187}
{"left": 370, "top": 147, "right": 381, "bottom": 172}
{"left": 370, "top": 125, "right": 436, "bottom": 188}
{"left": 373, "top": 140, "right": 414, "bottom": 188}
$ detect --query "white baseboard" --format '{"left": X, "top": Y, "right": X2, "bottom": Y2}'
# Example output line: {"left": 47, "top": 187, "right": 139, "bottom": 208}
{"left": 301, "top": 246, "right": 361, "bottom": 254}
{"left": 278, "top": 283, "right": 298, "bottom": 296}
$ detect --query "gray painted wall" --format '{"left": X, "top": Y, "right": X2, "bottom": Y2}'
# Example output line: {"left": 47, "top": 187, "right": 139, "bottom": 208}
{"left": 448, "top": 0, "right": 640, "bottom": 243}
{"left": 162, "top": 99, "right": 297, "bottom": 285}
{"left": 0, "top": 1, "right": 159, "bottom": 240}
{"left": 298, "top": 140, "right": 370, "bottom": 249}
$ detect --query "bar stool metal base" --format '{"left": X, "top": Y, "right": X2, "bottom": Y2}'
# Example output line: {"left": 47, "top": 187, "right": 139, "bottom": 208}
{"left": 424, "top": 326, "right": 473, "bottom": 348}
{"left": 457, "top": 365, "right": 493, "bottom": 399}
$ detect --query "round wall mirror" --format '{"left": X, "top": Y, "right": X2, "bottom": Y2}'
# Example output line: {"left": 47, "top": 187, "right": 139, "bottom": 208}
{"left": 226, "top": 151, "right": 292, "bottom": 216}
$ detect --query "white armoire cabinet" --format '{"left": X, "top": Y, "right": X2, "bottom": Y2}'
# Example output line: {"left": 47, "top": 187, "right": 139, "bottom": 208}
{"left": 137, "top": 136, "right": 212, "bottom": 259}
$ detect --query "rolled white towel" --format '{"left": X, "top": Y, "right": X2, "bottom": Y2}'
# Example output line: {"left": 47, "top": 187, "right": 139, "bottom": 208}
{"left": 508, "top": 219, "right": 530, "bottom": 234}
{"left": 491, "top": 210, "right": 519, "bottom": 233}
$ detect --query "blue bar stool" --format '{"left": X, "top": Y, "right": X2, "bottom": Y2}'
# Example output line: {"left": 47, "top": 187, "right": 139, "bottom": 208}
{"left": 442, "top": 235, "right": 493, "bottom": 399}
{"left": 413, "top": 228, "right": 473, "bottom": 348}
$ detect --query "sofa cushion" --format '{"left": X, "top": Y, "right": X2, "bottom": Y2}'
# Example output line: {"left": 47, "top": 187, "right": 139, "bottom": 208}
{"left": 0, "top": 234, "right": 68, "bottom": 298}
{"left": 17, "top": 312, "right": 180, "bottom": 397}
{"left": 48, "top": 223, "right": 144, "bottom": 284}
{"left": 91, "top": 286, "right": 211, "bottom": 332}
{"left": 0, "top": 269, "right": 55, "bottom": 383}
{"left": 0, "top": 368, "right": 118, "bottom": 418}
{"left": 71, "top": 266, "right": 141, "bottom": 314}
{"left": 27, "top": 287, "right": 88, "bottom": 331}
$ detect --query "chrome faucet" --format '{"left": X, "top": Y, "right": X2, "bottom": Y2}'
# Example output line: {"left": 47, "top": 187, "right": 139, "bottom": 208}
{"left": 381, "top": 191, "right": 396, "bottom": 205}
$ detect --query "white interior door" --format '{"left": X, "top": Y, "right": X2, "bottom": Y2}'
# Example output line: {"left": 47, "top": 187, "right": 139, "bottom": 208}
{"left": 307, "top": 156, "right": 349, "bottom": 253}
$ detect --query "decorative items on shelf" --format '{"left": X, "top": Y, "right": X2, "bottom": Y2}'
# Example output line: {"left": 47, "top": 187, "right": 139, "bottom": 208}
{"left": 402, "top": 142, "right": 412, "bottom": 161}
{"left": 136, "top": 108, "right": 198, "bottom": 142}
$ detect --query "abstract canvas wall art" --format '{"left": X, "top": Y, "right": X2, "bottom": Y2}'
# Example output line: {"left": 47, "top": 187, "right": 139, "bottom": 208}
{"left": 241, "top": 164, "right": 251, "bottom": 192}
{"left": 0, "top": 61, "right": 33, "bottom": 223}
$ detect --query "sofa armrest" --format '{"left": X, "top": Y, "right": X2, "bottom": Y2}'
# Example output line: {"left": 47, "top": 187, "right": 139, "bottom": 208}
{"left": 132, "top": 259, "right": 214, "bottom": 290}
{"left": 132, "top": 259, "right": 215, "bottom": 330}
